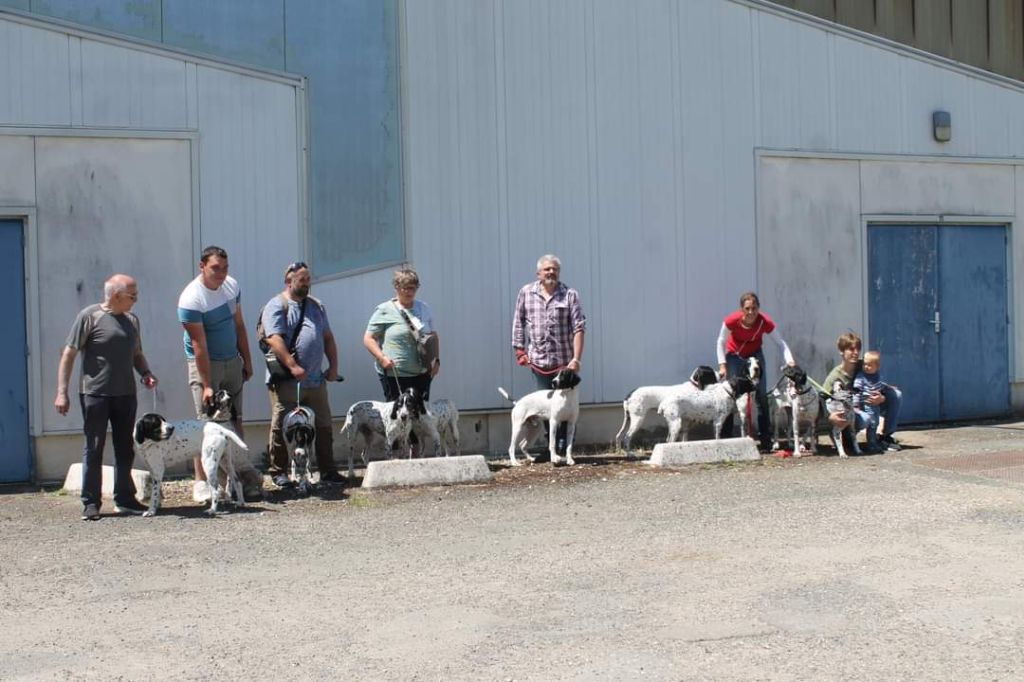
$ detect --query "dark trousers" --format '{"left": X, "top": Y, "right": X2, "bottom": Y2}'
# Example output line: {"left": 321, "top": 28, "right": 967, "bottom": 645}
{"left": 722, "top": 350, "right": 771, "bottom": 447}
{"left": 267, "top": 381, "right": 336, "bottom": 476}
{"left": 80, "top": 393, "right": 138, "bottom": 508}
{"left": 532, "top": 369, "right": 569, "bottom": 453}
{"left": 378, "top": 372, "right": 433, "bottom": 445}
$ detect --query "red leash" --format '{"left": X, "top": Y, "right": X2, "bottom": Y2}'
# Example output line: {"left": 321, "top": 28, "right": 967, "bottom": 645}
{"left": 526, "top": 361, "right": 568, "bottom": 376}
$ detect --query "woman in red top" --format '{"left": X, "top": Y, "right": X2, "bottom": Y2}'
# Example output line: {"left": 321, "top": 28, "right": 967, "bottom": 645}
{"left": 716, "top": 292, "right": 795, "bottom": 451}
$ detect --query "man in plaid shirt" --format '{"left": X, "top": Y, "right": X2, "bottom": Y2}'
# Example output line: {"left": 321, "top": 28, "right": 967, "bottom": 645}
{"left": 512, "top": 254, "right": 587, "bottom": 388}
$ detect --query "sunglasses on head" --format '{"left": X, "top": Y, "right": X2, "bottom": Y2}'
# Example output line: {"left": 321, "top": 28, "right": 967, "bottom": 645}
{"left": 285, "top": 261, "right": 308, "bottom": 274}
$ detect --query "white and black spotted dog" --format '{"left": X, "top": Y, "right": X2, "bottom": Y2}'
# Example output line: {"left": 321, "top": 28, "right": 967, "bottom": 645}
{"left": 283, "top": 405, "right": 317, "bottom": 495}
{"left": 614, "top": 365, "right": 718, "bottom": 458}
{"left": 734, "top": 356, "right": 761, "bottom": 438}
{"left": 771, "top": 365, "right": 820, "bottom": 455}
{"left": 339, "top": 388, "right": 423, "bottom": 477}
{"left": 825, "top": 379, "right": 860, "bottom": 458}
{"left": 410, "top": 399, "right": 460, "bottom": 458}
{"left": 132, "top": 390, "right": 248, "bottom": 516}
{"left": 498, "top": 368, "right": 582, "bottom": 467}
{"left": 657, "top": 375, "right": 757, "bottom": 443}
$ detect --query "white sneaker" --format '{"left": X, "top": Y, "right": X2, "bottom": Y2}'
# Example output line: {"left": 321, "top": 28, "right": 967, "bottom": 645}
{"left": 192, "top": 480, "right": 212, "bottom": 503}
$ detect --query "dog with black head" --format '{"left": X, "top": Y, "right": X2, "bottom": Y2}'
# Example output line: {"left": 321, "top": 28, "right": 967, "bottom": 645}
{"left": 781, "top": 364, "right": 820, "bottom": 455}
{"left": 614, "top": 365, "right": 719, "bottom": 458}
{"left": 657, "top": 375, "right": 757, "bottom": 442}
{"left": 339, "top": 387, "right": 425, "bottom": 477}
{"left": 498, "top": 368, "right": 582, "bottom": 467}
{"left": 282, "top": 405, "right": 317, "bottom": 495}
{"left": 133, "top": 390, "right": 248, "bottom": 516}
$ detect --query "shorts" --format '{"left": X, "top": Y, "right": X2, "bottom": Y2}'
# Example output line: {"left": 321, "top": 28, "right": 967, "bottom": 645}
{"left": 187, "top": 356, "right": 244, "bottom": 419}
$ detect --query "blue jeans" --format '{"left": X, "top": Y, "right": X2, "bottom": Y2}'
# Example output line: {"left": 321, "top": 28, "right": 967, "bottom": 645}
{"left": 724, "top": 350, "right": 770, "bottom": 446}
{"left": 855, "top": 386, "right": 902, "bottom": 440}
{"left": 80, "top": 393, "right": 138, "bottom": 508}
{"left": 532, "top": 369, "right": 569, "bottom": 454}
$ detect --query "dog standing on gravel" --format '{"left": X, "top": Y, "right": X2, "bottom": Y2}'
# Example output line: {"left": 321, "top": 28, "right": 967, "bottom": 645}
{"left": 282, "top": 405, "right": 317, "bottom": 495}
{"left": 410, "top": 398, "right": 460, "bottom": 457}
{"left": 614, "top": 365, "right": 718, "bottom": 458}
{"left": 777, "top": 364, "right": 820, "bottom": 455}
{"left": 499, "top": 368, "right": 581, "bottom": 467}
{"left": 339, "top": 387, "right": 422, "bottom": 477}
{"left": 657, "top": 376, "right": 756, "bottom": 442}
{"left": 132, "top": 390, "right": 248, "bottom": 516}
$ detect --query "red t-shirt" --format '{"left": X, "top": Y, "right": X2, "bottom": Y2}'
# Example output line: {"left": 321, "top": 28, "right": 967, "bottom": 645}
{"left": 724, "top": 310, "right": 776, "bottom": 357}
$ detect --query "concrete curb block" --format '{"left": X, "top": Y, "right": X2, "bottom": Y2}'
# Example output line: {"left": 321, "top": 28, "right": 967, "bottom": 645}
{"left": 648, "top": 437, "right": 761, "bottom": 467}
{"left": 63, "top": 463, "right": 151, "bottom": 500}
{"left": 361, "top": 455, "right": 493, "bottom": 489}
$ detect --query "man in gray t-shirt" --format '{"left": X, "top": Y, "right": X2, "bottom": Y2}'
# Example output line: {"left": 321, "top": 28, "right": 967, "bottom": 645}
{"left": 55, "top": 274, "right": 158, "bottom": 520}
{"left": 261, "top": 262, "right": 342, "bottom": 486}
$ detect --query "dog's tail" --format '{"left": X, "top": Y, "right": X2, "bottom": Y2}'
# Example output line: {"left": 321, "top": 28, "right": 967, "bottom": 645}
{"left": 223, "top": 429, "right": 249, "bottom": 451}
{"left": 613, "top": 395, "right": 632, "bottom": 448}
{"left": 497, "top": 387, "right": 515, "bottom": 404}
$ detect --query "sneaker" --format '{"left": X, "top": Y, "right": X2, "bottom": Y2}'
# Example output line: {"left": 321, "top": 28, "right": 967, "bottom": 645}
{"left": 192, "top": 480, "right": 212, "bottom": 503}
{"left": 81, "top": 504, "right": 101, "bottom": 521}
{"left": 319, "top": 470, "right": 345, "bottom": 484}
{"left": 860, "top": 443, "right": 885, "bottom": 455}
{"left": 272, "top": 474, "right": 294, "bottom": 488}
{"left": 114, "top": 499, "right": 148, "bottom": 515}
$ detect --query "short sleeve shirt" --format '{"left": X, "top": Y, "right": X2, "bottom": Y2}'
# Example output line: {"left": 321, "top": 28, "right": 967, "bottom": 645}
{"left": 724, "top": 311, "right": 776, "bottom": 358}
{"left": 177, "top": 275, "right": 241, "bottom": 360}
{"left": 65, "top": 304, "right": 141, "bottom": 396}
{"left": 366, "top": 299, "right": 434, "bottom": 377}
{"left": 261, "top": 295, "right": 332, "bottom": 388}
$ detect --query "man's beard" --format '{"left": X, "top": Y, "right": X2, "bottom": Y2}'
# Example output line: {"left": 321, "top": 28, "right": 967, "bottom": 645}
{"left": 542, "top": 276, "right": 558, "bottom": 287}
{"left": 292, "top": 286, "right": 310, "bottom": 298}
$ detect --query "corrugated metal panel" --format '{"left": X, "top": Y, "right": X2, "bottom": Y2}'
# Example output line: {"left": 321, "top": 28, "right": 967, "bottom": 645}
{"left": 0, "top": 13, "right": 304, "bottom": 434}
{"left": 875, "top": 0, "right": 915, "bottom": 45}
{"left": 193, "top": 65, "right": 301, "bottom": 415}
{"left": 399, "top": 0, "right": 1024, "bottom": 409}
{"left": 836, "top": 0, "right": 874, "bottom": 32}
{"left": 0, "top": 136, "right": 34, "bottom": 204}
{"left": 80, "top": 39, "right": 189, "bottom": 128}
{"left": 0, "top": 20, "right": 71, "bottom": 125}
{"left": 951, "top": 0, "right": 989, "bottom": 71}
{"left": 914, "top": 1, "right": 954, "bottom": 60}
{"left": 989, "top": 0, "right": 1024, "bottom": 81}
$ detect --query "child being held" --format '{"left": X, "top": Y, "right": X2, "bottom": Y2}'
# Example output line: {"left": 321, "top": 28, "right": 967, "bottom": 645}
{"left": 853, "top": 350, "right": 900, "bottom": 453}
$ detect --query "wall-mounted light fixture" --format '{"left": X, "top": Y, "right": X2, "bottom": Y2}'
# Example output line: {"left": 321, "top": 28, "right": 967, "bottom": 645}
{"left": 933, "top": 110, "right": 951, "bottom": 142}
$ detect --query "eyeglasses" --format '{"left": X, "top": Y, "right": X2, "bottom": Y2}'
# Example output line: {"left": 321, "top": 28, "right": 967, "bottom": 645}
{"left": 397, "top": 285, "right": 419, "bottom": 292}
{"left": 286, "top": 261, "right": 308, "bottom": 274}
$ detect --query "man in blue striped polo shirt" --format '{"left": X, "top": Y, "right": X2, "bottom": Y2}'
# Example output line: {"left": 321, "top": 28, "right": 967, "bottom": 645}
{"left": 177, "top": 245, "right": 260, "bottom": 502}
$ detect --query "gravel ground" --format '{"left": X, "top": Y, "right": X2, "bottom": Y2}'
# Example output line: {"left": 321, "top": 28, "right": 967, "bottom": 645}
{"left": 2, "top": 423, "right": 1024, "bottom": 681}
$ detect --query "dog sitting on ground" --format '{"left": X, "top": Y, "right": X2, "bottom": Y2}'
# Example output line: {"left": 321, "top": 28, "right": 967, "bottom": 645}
{"left": 282, "top": 405, "right": 317, "bottom": 495}
{"left": 825, "top": 379, "right": 860, "bottom": 458}
{"left": 614, "top": 365, "right": 718, "bottom": 458}
{"left": 133, "top": 390, "right": 248, "bottom": 516}
{"left": 410, "top": 399, "right": 460, "bottom": 457}
{"left": 498, "top": 368, "right": 582, "bottom": 467}
{"left": 777, "top": 364, "right": 820, "bottom": 455}
{"left": 339, "top": 387, "right": 423, "bottom": 477}
{"left": 657, "top": 375, "right": 756, "bottom": 442}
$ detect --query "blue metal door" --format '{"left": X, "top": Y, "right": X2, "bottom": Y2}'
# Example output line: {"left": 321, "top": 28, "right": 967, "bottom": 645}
{"left": 0, "top": 219, "right": 31, "bottom": 482}
{"left": 868, "top": 224, "right": 1010, "bottom": 424}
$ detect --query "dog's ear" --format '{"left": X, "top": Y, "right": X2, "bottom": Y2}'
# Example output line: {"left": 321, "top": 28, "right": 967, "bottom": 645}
{"left": 390, "top": 398, "right": 400, "bottom": 421}
{"left": 565, "top": 370, "right": 581, "bottom": 389}
{"left": 133, "top": 418, "right": 146, "bottom": 445}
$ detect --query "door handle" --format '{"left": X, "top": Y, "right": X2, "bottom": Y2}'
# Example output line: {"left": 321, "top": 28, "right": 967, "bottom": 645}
{"left": 929, "top": 310, "right": 941, "bottom": 334}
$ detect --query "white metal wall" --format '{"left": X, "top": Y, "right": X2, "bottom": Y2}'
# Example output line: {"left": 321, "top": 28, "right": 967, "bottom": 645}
{"left": 375, "top": 0, "right": 1024, "bottom": 414}
{"left": 0, "top": 12, "right": 303, "bottom": 463}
